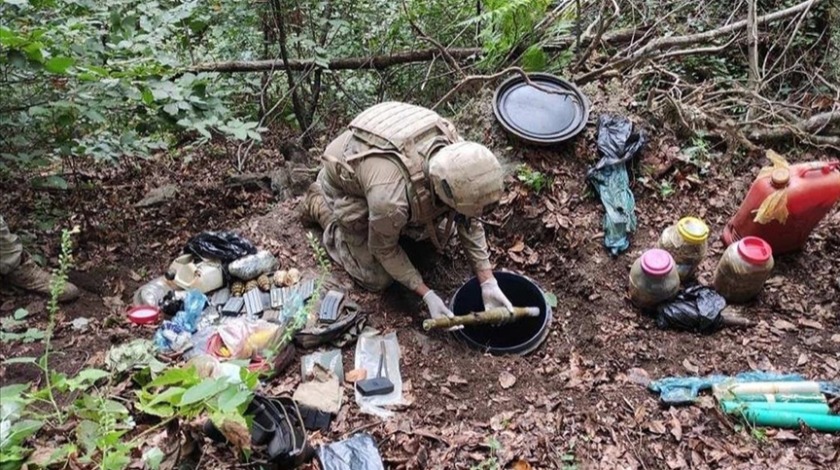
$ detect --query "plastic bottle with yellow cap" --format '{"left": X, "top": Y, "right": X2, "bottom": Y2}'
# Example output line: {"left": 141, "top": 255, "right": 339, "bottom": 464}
{"left": 657, "top": 216, "right": 710, "bottom": 282}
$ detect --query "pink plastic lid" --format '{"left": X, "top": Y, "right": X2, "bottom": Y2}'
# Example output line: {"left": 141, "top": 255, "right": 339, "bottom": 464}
{"left": 641, "top": 249, "right": 675, "bottom": 277}
{"left": 127, "top": 305, "right": 161, "bottom": 325}
{"left": 737, "top": 236, "right": 772, "bottom": 265}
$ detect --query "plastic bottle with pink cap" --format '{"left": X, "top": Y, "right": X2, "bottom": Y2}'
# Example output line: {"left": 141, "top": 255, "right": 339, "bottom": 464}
{"left": 628, "top": 248, "right": 680, "bottom": 309}
{"left": 713, "top": 236, "right": 774, "bottom": 303}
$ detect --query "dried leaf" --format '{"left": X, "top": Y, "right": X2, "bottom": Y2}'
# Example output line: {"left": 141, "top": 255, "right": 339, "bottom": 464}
{"left": 447, "top": 374, "right": 468, "bottom": 386}
{"left": 832, "top": 334, "right": 840, "bottom": 343}
{"left": 346, "top": 368, "right": 367, "bottom": 383}
{"left": 797, "top": 319, "right": 823, "bottom": 330}
{"left": 625, "top": 367, "right": 651, "bottom": 386}
{"left": 219, "top": 420, "right": 251, "bottom": 450}
{"left": 772, "top": 430, "right": 800, "bottom": 442}
{"left": 670, "top": 416, "right": 683, "bottom": 442}
{"left": 513, "top": 460, "right": 533, "bottom": 470}
{"left": 773, "top": 319, "right": 797, "bottom": 331}
{"left": 682, "top": 359, "right": 699, "bottom": 375}
{"left": 508, "top": 240, "right": 526, "bottom": 253}
{"left": 499, "top": 371, "right": 516, "bottom": 389}
{"left": 648, "top": 420, "right": 667, "bottom": 435}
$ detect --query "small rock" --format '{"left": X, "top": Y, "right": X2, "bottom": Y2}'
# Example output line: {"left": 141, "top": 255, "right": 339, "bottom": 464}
{"left": 831, "top": 334, "right": 840, "bottom": 343}
{"left": 135, "top": 184, "right": 178, "bottom": 208}
{"left": 71, "top": 317, "right": 91, "bottom": 331}
{"left": 499, "top": 371, "right": 517, "bottom": 389}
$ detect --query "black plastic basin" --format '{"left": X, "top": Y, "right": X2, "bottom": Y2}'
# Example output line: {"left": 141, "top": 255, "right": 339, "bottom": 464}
{"left": 450, "top": 271, "right": 552, "bottom": 355}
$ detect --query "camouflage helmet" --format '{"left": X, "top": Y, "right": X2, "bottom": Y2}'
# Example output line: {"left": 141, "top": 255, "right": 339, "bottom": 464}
{"left": 428, "top": 142, "right": 504, "bottom": 217}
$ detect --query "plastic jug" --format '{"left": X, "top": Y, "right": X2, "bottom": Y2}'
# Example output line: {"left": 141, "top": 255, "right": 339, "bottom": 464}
{"left": 713, "top": 236, "right": 773, "bottom": 304}
{"left": 628, "top": 249, "right": 680, "bottom": 310}
{"left": 723, "top": 153, "right": 840, "bottom": 254}
{"left": 657, "top": 216, "right": 709, "bottom": 282}
{"left": 171, "top": 254, "right": 224, "bottom": 293}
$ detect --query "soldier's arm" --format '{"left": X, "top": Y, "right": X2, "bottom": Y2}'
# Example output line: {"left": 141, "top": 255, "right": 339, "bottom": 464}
{"left": 456, "top": 218, "right": 494, "bottom": 283}
{"left": 367, "top": 181, "right": 427, "bottom": 293}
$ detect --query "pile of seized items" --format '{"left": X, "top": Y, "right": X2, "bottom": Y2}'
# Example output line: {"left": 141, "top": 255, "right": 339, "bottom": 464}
{"left": 127, "top": 231, "right": 390, "bottom": 468}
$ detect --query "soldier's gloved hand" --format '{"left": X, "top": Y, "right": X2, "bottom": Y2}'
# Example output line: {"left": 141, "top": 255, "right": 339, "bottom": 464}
{"left": 480, "top": 278, "right": 514, "bottom": 312}
{"left": 423, "top": 291, "right": 462, "bottom": 331}
{"left": 423, "top": 290, "right": 454, "bottom": 320}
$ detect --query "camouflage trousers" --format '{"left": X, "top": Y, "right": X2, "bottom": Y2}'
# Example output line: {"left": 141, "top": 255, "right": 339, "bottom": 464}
{"left": 0, "top": 215, "right": 23, "bottom": 276}
{"left": 311, "top": 169, "right": 394, "bottom": 292}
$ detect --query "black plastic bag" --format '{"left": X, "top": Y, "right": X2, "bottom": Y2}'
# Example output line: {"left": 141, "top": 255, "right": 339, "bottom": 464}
{"left": 317, "top": 433, "right": 384, "bottom": 470}
{"left": 183, "top": 231, "right": 257, "bottom": 263}
{"left": 586, "top": 115, "right": 645, "bottom": 255}
{"left": 656, "top": 286, "right": 726, "bottom": 333}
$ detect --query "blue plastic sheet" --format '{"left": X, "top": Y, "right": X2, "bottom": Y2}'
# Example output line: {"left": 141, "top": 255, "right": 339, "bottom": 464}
{"left": 154, "top": 289, "right": 208, "bottom": 352}
{"left": 587, "top": 115, "right": 645, "bottom": 255}
{"left": 648, "top": 370, "right": 839, "bottom": 405}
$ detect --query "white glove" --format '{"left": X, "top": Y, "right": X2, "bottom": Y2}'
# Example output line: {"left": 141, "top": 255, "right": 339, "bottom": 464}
{"left": 423, "top": 290, "right": 455, "bottom": 321}
{"left": 481, "top": 278, "right": 514, "bottom": 312}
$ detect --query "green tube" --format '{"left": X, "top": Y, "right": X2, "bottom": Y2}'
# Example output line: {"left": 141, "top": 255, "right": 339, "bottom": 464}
{"left": 740, "top": 409, "right": 840, "bottom": 433}
{"left": 721, "top": 400, "right": 830, "bottom": 415}
{"left": 727, "top": 393, "right": 826, "bottom": 404}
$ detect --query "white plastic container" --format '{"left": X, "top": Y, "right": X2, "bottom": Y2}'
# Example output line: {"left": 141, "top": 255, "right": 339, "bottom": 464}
{"left": 171, "top": 254, "right": 224, "bottom": 293}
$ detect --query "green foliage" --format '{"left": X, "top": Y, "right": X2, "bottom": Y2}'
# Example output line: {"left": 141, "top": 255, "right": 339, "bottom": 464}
{"left": 680, "top": 135, "right": 714, "bottom": 176}
{"left": 516, "top": 164, "right": 551, "bottom": 194}
{"left": 470, "top": 437, "right": 502, "bottom": 470}
{"left": 659, "top": 180, "right": 676, "bottom": 198}
{"left": 0, "top": 0, "right": 263, "bottom": 169}
{"left": 465, "top": 0, "right": 551, "bottom": 69}
{"left": 0, "top": 309, "right": 45, "bottom": 344}
{"left": 278, "top": 232, "right": 331, "bottom": 346}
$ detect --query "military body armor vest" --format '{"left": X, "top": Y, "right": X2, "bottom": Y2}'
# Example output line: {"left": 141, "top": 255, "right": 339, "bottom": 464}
{"left": 323, "top": 102, "right": 460, "bottom": 249}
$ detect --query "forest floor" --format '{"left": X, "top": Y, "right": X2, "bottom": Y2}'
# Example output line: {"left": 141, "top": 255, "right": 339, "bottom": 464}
{"left": 1, "top": 81, "right": 839, "bottom": 469}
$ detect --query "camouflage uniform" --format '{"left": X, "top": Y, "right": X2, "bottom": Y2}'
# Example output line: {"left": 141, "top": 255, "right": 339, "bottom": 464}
{"left": 306, "top": 102, "right": 492, "bottom": 292}
{"left": 0, "top": 215, "right": 23, "bottom": 276}
{"left": 0, "top": 214, "right": 79, "bottom": 301}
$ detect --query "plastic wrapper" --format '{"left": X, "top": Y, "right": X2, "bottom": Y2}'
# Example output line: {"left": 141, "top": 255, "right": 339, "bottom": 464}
{"left": 228, "top": 250, "right": 278, "bottom": 280}
{"left": 183, "top": 231, "right": 257, "bottom": 263}
{"left": 354, "top": 331, "right": 405, "bottom": 419}
{"left": 217, "top": 318, "right": 281, "bottom": 359}
{"left": 586, "top": 115, "right": 646, "bottom": 255}
{"left": 317, "top": 433, "right": 384, "bottom": 470}
{"left": 655, "top": 286, "right": 725, "bottom": 333}
{"left": 172, "top": 289, "right": 208, "bottom": 333}
{"left": 105, "top": 339, "right": 165, "bottom": 373}
{"left": 646, "top": 371, "right": 834, "bottom": 405}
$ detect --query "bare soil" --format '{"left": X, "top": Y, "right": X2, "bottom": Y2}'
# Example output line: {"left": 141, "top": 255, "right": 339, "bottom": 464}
{"left": 1, "top": 88, "right": 838, "bottom": 469}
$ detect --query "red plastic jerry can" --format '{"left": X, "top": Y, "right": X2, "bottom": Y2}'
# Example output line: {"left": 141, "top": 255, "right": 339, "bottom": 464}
{"left": 723, "top": 155, "right": 840, "bottom": 254}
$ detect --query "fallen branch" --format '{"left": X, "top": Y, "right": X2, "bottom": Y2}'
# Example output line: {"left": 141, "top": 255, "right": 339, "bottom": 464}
{"left": 432, "top": 66, "right": 574, "bottom": 110}
{"left": 747, "top": 110, "right": 840, "bottom": 144}
{"left": 189, "top": 48, "right": 482, "bottom": 73}
{"left": 575, "top": 0, "right": 825, "bottom": 83}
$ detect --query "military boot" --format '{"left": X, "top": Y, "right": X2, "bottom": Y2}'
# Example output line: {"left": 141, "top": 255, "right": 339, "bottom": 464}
{"left": 3, "top": 257, "right": 80, "bottom": 302}
{"left": 300, "top": 182, "right": 333, "bottom": 229}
